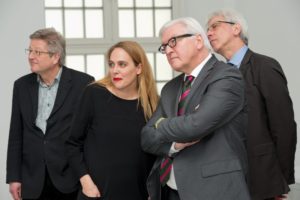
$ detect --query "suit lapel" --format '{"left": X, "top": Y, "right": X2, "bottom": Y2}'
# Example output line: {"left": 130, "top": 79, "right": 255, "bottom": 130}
{"left": 239, "top": 49, "right": 253, "bottom": 74}
{"left": 191, "top": 55, "right": 216, "bottom": 90}
{"left": 183, "top": 55, "right": 217, "bottom": 110}
{"left": 49, "top": 66, "right": 72, "bottom": 118}
{"left": 173, "top": 74, "right": 185, "bottom": 116}
{"left": 165, "top": 55, "right": 217, "bottom": 116}
{"left": 29, "top": 74, "right": 39, "bottom": 123}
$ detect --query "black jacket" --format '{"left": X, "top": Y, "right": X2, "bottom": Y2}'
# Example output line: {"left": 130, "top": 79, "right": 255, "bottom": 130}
{"left": 240, "top": 49, "right": 297, "bottom": 199}
{"left": 6, "top": 66, "right": 94, "bottom": 198}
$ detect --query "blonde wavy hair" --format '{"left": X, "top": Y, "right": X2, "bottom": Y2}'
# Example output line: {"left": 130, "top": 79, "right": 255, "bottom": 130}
{"left": 96, "top": 41, "right": 159, "bottom": 120}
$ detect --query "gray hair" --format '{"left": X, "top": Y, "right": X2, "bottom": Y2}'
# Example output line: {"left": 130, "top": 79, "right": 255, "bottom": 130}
{"left": 206, "top": 9, "right": 249, "bottom": 45}
{"left": 30, "top": 28, "right": 66, "bottom": 66}
{"left": 159, "top": 17, "right": 212, "bottom": 50}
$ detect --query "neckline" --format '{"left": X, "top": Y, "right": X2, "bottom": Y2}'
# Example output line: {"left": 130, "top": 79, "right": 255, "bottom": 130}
{"left": 106, "top": 87, "right": 139, "bottom": 102}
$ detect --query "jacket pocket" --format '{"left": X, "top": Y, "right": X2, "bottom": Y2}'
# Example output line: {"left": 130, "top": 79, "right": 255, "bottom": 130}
{"left": 201, "top": 159, "right": 242, "bottom": 178}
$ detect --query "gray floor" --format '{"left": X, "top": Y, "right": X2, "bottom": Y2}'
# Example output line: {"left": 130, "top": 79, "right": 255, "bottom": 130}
{"left": 287, "top": 183, "right": 300, "bottom": 200}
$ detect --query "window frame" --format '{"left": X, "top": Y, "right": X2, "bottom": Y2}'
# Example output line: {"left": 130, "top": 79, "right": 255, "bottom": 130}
{"left": 44, "top": 0, "right": 184, "bottom": 90}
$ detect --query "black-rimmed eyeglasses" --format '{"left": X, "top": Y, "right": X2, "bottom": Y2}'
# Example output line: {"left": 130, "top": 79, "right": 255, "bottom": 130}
{"left": 207, "top": 21, "right": 235, "bottom": 32}
{"left": 158, "top": 34, "right": 195, "bottom": 54}
{"left": 25, "top": 49, "right": 53, "bottom": 56}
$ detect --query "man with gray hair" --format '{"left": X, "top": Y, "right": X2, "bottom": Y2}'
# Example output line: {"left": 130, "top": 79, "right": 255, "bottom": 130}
{"left": 141, "top": 17, "right": 250, "bottom": 200}
{"left": 6, "top": 28, "right": 94, "bottom": 200}
{"left": 207, "top": 9, "right": 297, "bottom": 200}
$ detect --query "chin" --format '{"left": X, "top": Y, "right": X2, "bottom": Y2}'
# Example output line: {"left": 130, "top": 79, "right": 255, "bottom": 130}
{"left": 30, "top": 67, "right": 38, "bottom": 73}
{"left": 112, "top": 83, "right": 122, "bottom": 90}
{"left": 212, "top": 44, "right": 221, "bottom": 53}
{"left": 171, "top": 65, "right": 183, "bottom": 73}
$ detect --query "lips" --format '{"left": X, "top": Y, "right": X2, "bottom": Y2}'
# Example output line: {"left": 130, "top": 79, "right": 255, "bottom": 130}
{"left": 209, "top": 38, "right": 217, "bottom": 44}
{"left": 113, "top": 77, "right": 122, "bottom": 81}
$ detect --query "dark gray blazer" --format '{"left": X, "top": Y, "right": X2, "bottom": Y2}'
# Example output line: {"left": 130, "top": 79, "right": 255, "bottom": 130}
{"left": 6, "top": 66, "right": 94, "bottom": 199}
{"left": 240, "top": 49, "right": 297, "bottom": 199}
{"left": 141, "top": 55, "right": 250, "bottom": 200}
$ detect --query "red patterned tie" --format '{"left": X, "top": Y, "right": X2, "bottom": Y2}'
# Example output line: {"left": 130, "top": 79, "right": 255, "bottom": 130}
{"left": 177, "top": 75, "right": 195, "bottom": 116}
{"left": 160, "top": 75, "right": 194, "bottom": 186}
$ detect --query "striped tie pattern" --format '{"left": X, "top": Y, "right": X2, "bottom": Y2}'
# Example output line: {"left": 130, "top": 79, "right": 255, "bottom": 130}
{"left": 177, "top": 75, "right": 195, "bottom": 116}
{"left": 160, "top": 75, "right": 194, "bottom": 186}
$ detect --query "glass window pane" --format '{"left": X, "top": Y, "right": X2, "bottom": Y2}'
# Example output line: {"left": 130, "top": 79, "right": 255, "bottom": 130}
{"left": 155, "top": 9, "right": 171, "bottom": 37}
{"left": 146, "top": 53, "right": 154, "bottom": 73}
{"left": 118, "top": 0, "right": 133, "bottom": 7}
{"left": 87, "top": 55, "right": 105, "bottom": 80}
{"left": 85, "top": 9, "right": 103, "bottom": 38}
{"left": 119, "top": 10, "right": 134, "bottom": 37}
{"left": 136, "top": 10, "right": 153, "bottom": 37}
{"left": 64, "top": 0, "right": 82, "bottom": 7}
{"left": 85, "top": 0, "right": 102, "bottom": 7}
{"left": 45, "top": 10, "right": 63, "bottom": 34}
{"left": 65, "top": 10, "right": 84, "bottom": 38}
{"left": 66, "top": 55, "right": 85, "bottom": 72}
{"left": 154, "top": 0, "right": 171, "bottom": 7}
{"left": 156, "top": 82, "right": 166, "bottom": 95}
{"left": 135, "top": 0, "right": 152, "bottom": 7}
{"left": 156, "top": 53, "right": 172, "bottom": 80}
{"left": 45, "top": 0, "right": 62, "bottom": 7}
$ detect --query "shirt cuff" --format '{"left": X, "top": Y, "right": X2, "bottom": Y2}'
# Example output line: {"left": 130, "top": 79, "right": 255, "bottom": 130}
{"left": 155, "top": 117, "right": 165, "bottom": 129}
{"left": 169, "top": 142, "right": 180, "bottom": 156}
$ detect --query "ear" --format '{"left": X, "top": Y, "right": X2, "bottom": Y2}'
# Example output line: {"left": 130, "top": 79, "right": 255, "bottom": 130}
{"left": 233, "top": 23, "right": 242, "bottom": 36}
{"left": 136, "top": 63, "right": 142, "bottom": 75}
{"left": 195, "top": 34, "right": 204, "bottom": 50}
{"left": 52, "top": 53, "right": 60, "bottom": 65}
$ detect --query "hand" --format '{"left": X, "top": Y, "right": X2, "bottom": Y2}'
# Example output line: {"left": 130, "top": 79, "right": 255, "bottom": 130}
{"left": 9, "top": 182, "right": 21, "bottom": 200}
{"left": 174, "top": 140, "right": 200, "bottom": 151}
{"left": 80, "top": 174, "right": 101, "bottom": 198}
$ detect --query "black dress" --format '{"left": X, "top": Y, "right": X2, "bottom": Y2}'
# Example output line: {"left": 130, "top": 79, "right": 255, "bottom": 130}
{"left": 66, "top": 84, "right": 155, "bottom": 200}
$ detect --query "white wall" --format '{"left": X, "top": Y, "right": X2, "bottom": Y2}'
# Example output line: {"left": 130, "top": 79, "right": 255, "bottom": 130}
{"left": 0, "top": 0, "right": 299, "bottom": 199}
{"left": 0, "top": 0, "right": 45, "bottom": 198}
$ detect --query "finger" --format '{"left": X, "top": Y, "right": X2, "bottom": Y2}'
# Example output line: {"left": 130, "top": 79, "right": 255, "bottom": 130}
{"left": 18, "top": 187, "right": 21, "bottom": 198}
{"left": 11, "top": 192, "right": 19, "bottom": 200}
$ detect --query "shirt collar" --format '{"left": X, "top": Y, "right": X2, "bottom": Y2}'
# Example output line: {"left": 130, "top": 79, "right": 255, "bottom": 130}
{"left": 185, "top": 53, "right": 212, "bottom": 80}
{"left": 228, "top": 45, "right": 248, "bottom": 68}
{"left": 37, "top": 67, "right": 63, "bottom": 87}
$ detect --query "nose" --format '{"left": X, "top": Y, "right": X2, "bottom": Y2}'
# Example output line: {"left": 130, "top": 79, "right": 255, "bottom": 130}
{"left": 164, "top": 45, "right": 173, "bottom": 55}
{"left": 28, "top": 51, "right": 35, "bottom": 59}
{"left": 207, "top": 29, "right": 213, "bottom": 37}
{"left": 207, "top": 31, "right": 214, "bottom": 42}
{"left": 112, "top": 65, "right": 119, "bottom": 74}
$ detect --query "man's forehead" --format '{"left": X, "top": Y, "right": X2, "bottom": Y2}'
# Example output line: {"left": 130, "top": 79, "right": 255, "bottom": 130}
{"left": 163, "top": 24, "right": 185, "bottom": 36}
{"left": 208, "top": 16, "right": 224, "bottom": 24}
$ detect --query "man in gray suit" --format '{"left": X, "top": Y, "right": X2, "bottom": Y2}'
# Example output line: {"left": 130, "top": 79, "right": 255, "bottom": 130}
{"left": 141, "top": 17, "right": 250, "bottom": 200}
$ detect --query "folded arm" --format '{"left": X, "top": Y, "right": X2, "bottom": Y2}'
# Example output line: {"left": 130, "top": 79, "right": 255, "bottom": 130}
{"left": 142, "top": 74, "right": 245, "bottom": 155}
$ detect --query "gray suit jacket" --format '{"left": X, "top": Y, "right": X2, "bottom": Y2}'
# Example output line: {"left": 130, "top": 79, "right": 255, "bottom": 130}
{"left": 141, "top": 55, "right": 250, "bottom": 200}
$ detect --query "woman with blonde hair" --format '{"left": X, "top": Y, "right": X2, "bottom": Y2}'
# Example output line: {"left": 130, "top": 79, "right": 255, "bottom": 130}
{"left": 66, "top": 41, "right": 159, "bottom": 200}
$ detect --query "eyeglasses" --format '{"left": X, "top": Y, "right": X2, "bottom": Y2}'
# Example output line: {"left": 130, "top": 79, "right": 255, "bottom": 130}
{"left": 207, "top": 21, "right": 235, "bottom": 32}
{"left": 158, "top": 34, "right": 195, "bottom": 54}
{"left": 25, "top": 49, "right": 53, "bottom": 56}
